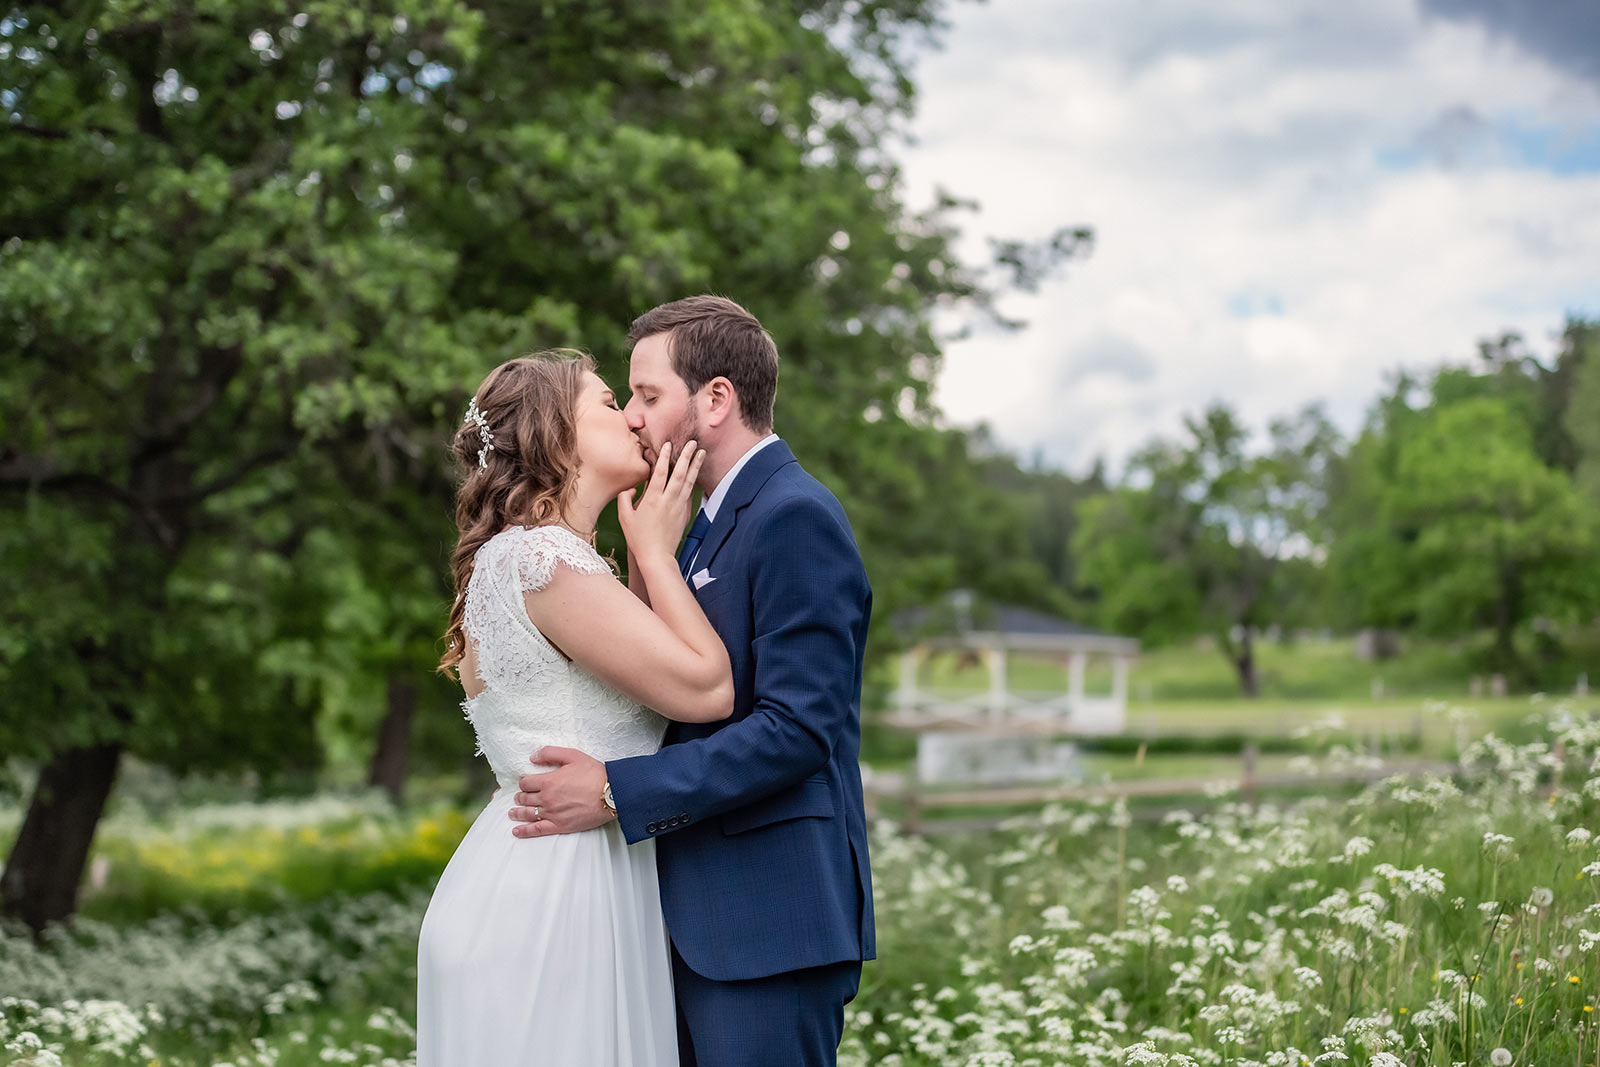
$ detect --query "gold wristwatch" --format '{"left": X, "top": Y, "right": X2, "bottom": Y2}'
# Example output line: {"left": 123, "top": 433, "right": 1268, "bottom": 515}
{"left": 601, "top": 782, "right": 617, "bottom": 819}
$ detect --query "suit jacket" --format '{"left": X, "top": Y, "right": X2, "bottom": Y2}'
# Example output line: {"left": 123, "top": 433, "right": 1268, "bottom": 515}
{"left": 604, "top": 439, "right": 876, "bottom": 982}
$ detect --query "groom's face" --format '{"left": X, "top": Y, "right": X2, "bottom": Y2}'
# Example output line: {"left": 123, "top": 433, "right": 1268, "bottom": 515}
{"left": 625, "top": 332, "right": 702, "bottom": 467}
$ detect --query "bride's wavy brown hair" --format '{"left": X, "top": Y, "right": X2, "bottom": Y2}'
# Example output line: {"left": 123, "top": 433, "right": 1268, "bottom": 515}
{"left": 439, "top": 351, "right": 594, "bottom": 674}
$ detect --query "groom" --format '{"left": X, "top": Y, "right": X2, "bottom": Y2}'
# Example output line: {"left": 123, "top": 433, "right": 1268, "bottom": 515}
{"left": 508, "top": 295, "right": 875, "bottom": 1066}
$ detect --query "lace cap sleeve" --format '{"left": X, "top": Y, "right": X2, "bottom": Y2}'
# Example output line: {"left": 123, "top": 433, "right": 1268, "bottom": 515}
{"left": 503, "top": 525, "right": 613, "bottom": 593}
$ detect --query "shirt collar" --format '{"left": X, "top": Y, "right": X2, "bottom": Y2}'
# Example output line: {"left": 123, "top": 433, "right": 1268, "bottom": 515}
{"left": 702, "top": 434, "right": 780, "bottom": 523}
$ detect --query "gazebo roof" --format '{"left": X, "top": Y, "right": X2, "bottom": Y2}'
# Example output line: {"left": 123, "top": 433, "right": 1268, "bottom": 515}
{"left": 894, "top": 595, "right": 1139, "bottom": 655}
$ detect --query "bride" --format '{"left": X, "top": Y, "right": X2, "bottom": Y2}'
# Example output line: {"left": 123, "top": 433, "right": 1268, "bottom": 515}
{"left": 417, "top": 352, "right": 731, "bottom": 1064}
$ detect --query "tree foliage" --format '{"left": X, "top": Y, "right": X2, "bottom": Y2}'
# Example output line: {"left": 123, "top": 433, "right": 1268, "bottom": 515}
{"left": 1561, "top": 321, "right": 1600, "bottom": 505}
{"left": 1324, "top": 338, "right": 1600, "bottom": 678}
{"left": 1388, "top": 397, "right": 1596, "bottom": 666}
{"left": 1073, "top": 403, "right": 1338, "bottom": 696}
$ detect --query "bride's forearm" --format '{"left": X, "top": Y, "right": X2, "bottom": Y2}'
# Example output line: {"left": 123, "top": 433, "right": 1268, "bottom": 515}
{"left": 632, "top": 551, "right": 729, "bottom": 695}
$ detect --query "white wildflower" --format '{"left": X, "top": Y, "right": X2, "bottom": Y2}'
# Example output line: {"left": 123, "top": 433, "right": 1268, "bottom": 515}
{"left": 1342, "top": 836, "right": 1375, "bottom": 859}
{"left": 1482, "top": 832, "right": 1516, "bottom": 856}
{"left": 1124, "top": 1043, "right": 1167, "bottom": 1067}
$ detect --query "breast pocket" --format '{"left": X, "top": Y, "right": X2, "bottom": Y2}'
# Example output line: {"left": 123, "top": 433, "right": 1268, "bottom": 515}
{"left": 721, "top": 776, "right": 835, "bottom": 835}
{"left": 694, "top": 576, "right": 745, "bottom": 628}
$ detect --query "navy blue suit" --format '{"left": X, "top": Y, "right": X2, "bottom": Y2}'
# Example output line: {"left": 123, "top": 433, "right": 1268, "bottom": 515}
{"left": 605, "top": 440, "right": 875, "bottom": 1067}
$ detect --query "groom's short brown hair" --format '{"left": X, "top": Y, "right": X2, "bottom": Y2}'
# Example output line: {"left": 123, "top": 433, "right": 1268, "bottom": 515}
{"left": 627, "top": 295, "right": 779, "bottom": 433}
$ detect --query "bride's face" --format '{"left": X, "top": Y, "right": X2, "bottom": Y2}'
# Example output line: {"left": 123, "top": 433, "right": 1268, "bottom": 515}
{"left": 573, "top": 371, "right": 650, "bottom": 492}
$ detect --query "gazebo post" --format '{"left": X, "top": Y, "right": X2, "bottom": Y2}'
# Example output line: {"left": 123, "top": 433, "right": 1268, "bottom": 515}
{"left": 1067, "top": 651, "right": 1087, "bottom": 714}
{"left": 985, "top": 644, "right": 1008, "bottom": 720}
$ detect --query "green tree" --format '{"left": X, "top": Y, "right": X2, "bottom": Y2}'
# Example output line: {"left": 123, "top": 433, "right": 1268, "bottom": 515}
{"left": 972, "top": 427, "right": 1107, "bottom": 598}
{"left": 1322, "top": 371, "right": 1429, "bottom": 639}
{"left": 1387, "top": 397, "right": 1598, "bottom": 672}
{"left": 1073, "top": 403, "right": 1337, "bottom": 696}
{"left": 1, "top": 0, "right": 485, "bottom": 932}
{"left": 1326, "top": 332, "right": 1600, "bottom": 675}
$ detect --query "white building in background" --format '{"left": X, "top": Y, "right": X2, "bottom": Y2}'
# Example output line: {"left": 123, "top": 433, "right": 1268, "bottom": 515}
{"left": 887, "top": 595, "right": 1141, "bottom": 785}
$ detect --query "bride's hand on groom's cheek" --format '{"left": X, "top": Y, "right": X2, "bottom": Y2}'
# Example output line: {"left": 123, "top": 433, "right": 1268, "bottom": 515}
{"left": 508, "top": 746, "right": 612, "bottom": 837}
{"left": 618, "top": 439, "right": 706, "bottom": 560}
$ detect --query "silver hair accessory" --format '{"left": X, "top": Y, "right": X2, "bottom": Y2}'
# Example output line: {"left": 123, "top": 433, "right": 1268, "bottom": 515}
{"left": 464, "top": 396, "right": 495, "bottom": 468}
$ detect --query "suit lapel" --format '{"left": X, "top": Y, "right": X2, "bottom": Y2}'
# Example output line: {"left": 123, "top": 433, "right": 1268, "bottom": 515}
{"left": 696, "top": 440, "right": 795, "bottom": 572}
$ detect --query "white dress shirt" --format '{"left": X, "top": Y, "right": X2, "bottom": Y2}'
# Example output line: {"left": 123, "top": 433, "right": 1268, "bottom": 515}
{"left": 701, "top": 433, "right": 780, "bottom": 524}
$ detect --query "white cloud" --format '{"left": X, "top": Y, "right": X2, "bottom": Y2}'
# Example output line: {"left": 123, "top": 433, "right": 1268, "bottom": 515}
{"left": 898, "top": 0, "right": 1600, "bottom": 473}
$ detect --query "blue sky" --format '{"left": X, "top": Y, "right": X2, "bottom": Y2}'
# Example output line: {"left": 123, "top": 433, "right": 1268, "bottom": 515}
{"left": 897, "top": 0, "right": 1600, "bottom": 472}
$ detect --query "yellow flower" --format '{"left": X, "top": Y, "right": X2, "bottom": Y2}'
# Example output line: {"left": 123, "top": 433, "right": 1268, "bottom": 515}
{"left": 1571, "top": 976, "right": 1582, "bottom": 985}
{"left": 1516, "top": 998, "right": 1524, "bottom": 1005}
{"left": 1517, "top": 962, "right": 1524, "bottom": 970}
{"left": 1400, "top": 1008, "right": 1409, "bottom": 1014}
{"left": 1586, "top": 1006, "right": 1594, "bottom": 1014}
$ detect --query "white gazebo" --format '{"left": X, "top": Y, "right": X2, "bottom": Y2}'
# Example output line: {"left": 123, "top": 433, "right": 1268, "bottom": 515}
{"left": 885, "top": 596, "right": 1140, "bottom": 785}
{"left": 889, "top": 596, "right": 1140, "bottom": 733}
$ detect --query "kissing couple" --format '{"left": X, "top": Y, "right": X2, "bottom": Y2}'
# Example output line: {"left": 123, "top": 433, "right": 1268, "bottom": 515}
{"left": 416, "top": 295, "right": 876, "bottom": 1066}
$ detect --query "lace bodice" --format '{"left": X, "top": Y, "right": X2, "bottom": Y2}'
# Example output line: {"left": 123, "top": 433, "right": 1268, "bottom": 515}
{"left": 461, "top": 525, "right": 666, "bottom": 791}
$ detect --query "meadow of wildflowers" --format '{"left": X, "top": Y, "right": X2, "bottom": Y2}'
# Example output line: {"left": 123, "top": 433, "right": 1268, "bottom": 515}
{"left": 5, "top": 699, "right": 1600, "bottom": 1067}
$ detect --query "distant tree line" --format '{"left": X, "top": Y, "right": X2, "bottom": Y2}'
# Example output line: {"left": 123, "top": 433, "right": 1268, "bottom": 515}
{"left": 1061, "top": 320, "right": 1600, "bottom": 696}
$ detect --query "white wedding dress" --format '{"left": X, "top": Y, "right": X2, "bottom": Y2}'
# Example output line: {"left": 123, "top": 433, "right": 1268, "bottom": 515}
{"left": 417, "top": 525, "right": 677, "bottom": 1065}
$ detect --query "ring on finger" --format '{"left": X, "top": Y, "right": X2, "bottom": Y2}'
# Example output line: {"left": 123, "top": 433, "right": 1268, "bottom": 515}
{"left": 533, "top": 805, "right": 540, "bottom": 819}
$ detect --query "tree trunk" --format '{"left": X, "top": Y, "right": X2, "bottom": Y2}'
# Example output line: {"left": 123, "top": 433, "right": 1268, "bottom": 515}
{"left": 1234, "top": 629, "right": 1260, "bottom": 698}
{"left": 367, "top": 674, "right": 415, "bottom": 805}
{"left": 1491, "top": 563, "right": 1524, "bottom": 680}
{"left": 0, "top": 739, "right": 124, "bottom": 933}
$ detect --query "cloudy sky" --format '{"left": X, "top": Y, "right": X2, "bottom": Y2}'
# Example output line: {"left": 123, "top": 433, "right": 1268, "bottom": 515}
{"left": 897, "top": 0, "right": 1600, "bottom": 473}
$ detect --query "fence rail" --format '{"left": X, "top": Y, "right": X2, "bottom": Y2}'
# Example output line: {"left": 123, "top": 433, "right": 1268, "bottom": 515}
{"left": 863, "top": 749, "right": 1459, "bottom": 835}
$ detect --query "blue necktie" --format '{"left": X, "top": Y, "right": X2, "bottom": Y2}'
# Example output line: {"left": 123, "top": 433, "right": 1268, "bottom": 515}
{"left": 678, "top": 510, "right": 711, "bottom": 579}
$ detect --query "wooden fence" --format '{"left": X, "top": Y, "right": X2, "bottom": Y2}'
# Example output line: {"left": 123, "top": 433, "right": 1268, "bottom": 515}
{"left": 863, "top": 745, "right": 1459, "bottom": 835}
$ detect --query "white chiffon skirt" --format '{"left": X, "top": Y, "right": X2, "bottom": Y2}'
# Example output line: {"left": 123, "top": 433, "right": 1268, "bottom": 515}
{"left": 416, "top": 790, "right": 678, "bottom": 1065}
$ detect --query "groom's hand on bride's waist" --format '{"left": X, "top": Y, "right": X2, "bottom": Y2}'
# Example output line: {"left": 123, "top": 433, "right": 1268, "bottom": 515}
{"left": 509, "top": 747, "right": 614, "bottom": 837}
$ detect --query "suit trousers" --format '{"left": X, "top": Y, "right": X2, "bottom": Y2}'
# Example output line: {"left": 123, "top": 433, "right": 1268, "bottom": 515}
{"left": 671, "top": 942, "right": 861, "bottom": 1067}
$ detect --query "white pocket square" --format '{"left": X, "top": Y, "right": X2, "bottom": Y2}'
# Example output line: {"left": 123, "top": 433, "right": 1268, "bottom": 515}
{"left": 691, "top": 569, "right": 716, "bottom": 590}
